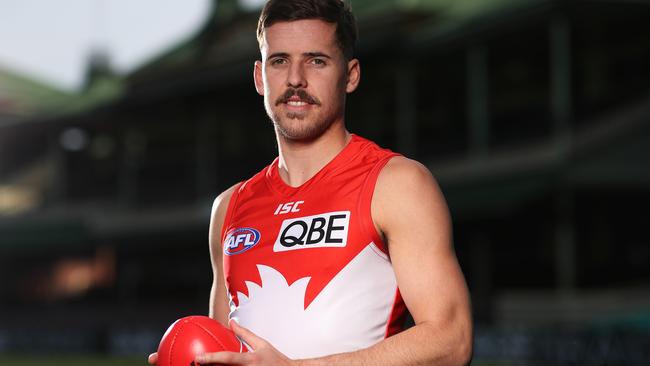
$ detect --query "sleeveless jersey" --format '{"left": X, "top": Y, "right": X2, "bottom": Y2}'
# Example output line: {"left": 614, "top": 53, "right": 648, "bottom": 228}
{"left": 220, "top": 135, "right": 407, "bottom": 359}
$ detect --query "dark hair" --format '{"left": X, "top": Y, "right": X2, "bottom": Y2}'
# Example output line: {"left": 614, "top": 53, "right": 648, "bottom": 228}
{"left": 257, "top": 0, "right": 358, "bottom": 61}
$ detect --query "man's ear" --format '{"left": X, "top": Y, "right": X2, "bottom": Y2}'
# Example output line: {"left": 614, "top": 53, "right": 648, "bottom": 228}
{"left": 345, "top": 59, "right": 361, "bottom": 93}
{"left": 253, "top": 60, "right": 264, "bottom": 96}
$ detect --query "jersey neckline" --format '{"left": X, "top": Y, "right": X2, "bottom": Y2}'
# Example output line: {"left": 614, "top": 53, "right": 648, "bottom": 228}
{"left": 264, "top": 134, "right": 367, "bottom": 197}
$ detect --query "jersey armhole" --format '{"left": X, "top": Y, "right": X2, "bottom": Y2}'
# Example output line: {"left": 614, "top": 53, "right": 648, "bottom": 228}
{"left": 220, "top": 181, "right": 244, "bottom": 243}
{"left": 358, "top": 154, "right": 399, "bottom": 256}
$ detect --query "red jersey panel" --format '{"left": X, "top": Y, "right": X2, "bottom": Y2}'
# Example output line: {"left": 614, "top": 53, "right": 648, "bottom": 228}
{"left": 221, "top": 135, "right": 406, "bottom": 358}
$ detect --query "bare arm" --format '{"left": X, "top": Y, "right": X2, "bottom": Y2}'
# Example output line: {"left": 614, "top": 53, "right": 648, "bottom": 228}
{"left": 208, "top": 184, "right": 239, "bottom": 326}
{"left": 197, "top": 157, "right": 472, "bottom": 366}
{"left": 302, "top": 156, "right": 473, "bottom": 365}
{"left": 149, "top": 184, "right": 239, "bottom": 365}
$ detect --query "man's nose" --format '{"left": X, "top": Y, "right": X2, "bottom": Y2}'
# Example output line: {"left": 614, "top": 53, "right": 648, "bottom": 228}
{"left": 286, "top": 63, "right": 307, "bottom": 88}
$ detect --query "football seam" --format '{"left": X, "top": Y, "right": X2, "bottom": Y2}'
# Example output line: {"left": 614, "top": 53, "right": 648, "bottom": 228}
{"left": 191, "top": 319, "right": 233, "bottom": 353}
{"left": 168, "top": 320, "right": 187, "bottom": 366}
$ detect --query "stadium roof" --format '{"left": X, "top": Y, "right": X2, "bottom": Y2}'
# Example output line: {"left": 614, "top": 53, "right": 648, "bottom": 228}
{"left": 0, "top": 66, "right": 72, "bottom": 121}
{"left": 0, "top": 58, "right": 124, "bottom": 129}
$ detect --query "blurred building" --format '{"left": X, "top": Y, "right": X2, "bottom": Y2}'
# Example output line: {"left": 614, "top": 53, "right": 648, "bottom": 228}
{"left": 1, "top": 0, "right": 649, "bottom": 363}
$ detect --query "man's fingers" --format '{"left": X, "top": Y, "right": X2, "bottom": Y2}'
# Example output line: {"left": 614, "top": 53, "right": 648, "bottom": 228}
{"left": 229, "top": 319, "right": 266, "bottom": 349}
{"left": 147, "top": 352, "right": 158, "bottom": 365}
{"left": 195, "top": 351, "right": 250, "bottom": 364}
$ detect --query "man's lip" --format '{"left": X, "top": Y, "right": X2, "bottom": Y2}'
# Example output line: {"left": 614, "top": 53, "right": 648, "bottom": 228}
{"left": 277, "top": 100, "right": 310, "bottom": 106}
{"left": 284, "top": 100, "right": 312, "bottom": 108}
{"left": 285, "top": 97, "right": 312, "bottom": 103}
{"left": 282, "top": 98, "right": 315, "bottom": 105}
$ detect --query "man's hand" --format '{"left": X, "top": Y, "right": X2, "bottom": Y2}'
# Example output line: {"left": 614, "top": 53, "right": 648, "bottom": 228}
{"left": 195, "top": 320, "right": 294, "bottom": 366}
{"left": 147, "top": 352, "right": 158, "bottom": 365}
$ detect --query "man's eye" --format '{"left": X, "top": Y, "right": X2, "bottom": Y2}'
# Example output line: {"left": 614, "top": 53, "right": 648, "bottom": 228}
{"left": 311, "top": 58, "right": 326, "bottom": 66}
{"left": 271, "top": 58, "right": 287, "bottom": 65}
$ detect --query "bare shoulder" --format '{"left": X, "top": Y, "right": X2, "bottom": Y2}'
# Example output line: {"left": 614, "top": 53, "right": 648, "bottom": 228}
{"left": 375, "top": 156, "right": 446, "bottom": 206}
{"left": 210, "top": 183, "right": 239, "bottom": 222}
{"left": 209, "top": 183, "right": 241, "bottom": 252}
{"left": 378, "top": 155, "right": 438, "bottom": 187}
{"left": 373, "top": 156, "right": 451, "bottom": 245}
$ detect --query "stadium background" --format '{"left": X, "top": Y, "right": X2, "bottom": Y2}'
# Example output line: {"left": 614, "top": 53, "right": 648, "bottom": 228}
{"left": 1, "top": 0, "right": 649, "bottom": 364}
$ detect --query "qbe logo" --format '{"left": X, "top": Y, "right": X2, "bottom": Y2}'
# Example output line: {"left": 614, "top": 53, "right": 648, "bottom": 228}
{"left": 224, "top": 227, "right": 261, "bottom": 256}
{"left": 273, "top": 211, "right": 350, "bottom": 252}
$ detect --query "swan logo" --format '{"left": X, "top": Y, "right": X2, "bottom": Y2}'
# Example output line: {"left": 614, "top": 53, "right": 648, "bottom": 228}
{"left": 224, "top": 228, "right": 261, "bottom": 256}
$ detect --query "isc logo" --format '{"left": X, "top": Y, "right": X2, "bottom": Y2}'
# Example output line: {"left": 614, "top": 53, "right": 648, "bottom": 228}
{"left": 273, "top": 211, "right": 350, "bottom": 252}
{"left": 224, "top": 228, "right": 261, "bottom": 256}
{"left": 274, "top": 200, "right": 304, "bottom": 215}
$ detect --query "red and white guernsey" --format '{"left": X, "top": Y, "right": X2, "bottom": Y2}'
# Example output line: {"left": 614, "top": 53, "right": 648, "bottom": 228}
{"left": 221, "top": 135, "right": 407, "bottom": 359}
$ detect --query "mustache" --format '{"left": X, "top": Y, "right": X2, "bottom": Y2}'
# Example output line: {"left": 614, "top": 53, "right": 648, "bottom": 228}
{"left": 275, "top": 88, "right": 320, "bottom": 106}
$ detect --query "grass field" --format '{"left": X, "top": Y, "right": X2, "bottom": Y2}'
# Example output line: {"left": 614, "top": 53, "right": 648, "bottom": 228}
{"left": 0, "top": 355, "right": 525, "bottom": 366}
{"left": 0, "top": 355, "right": 145, "bottom": 366}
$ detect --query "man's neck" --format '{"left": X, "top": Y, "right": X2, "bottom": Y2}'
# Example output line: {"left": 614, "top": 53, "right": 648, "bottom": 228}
{"left": 275, "top": 126, "right": 351, "bottom": 187}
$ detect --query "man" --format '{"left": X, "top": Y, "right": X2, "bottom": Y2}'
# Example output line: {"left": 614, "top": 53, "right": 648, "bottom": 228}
{"left": 150, "top": 0, "right": 472, "bottom": 365}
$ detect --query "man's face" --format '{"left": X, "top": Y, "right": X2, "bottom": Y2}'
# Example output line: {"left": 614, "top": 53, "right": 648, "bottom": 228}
{"left": 254, "top": 19, "right": 360, "bottom": 141}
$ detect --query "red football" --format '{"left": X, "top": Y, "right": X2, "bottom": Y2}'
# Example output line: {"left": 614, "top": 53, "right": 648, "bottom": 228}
{"left": 157, "top": 315, "right": 244, "bottom": 366}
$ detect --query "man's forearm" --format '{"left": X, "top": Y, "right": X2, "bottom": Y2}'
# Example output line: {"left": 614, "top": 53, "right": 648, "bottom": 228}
{"left": 297, "top": 321, "right": 472, "bottom": 366}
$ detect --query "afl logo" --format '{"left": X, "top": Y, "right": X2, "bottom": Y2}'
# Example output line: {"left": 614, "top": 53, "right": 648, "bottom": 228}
{"left": 224, "top": 228, "right": 261, "bottom": 256}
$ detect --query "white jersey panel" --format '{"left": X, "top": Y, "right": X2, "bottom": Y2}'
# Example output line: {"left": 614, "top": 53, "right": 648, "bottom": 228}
{"left": 230, "top": 242, "right": 398, "bottom": 359}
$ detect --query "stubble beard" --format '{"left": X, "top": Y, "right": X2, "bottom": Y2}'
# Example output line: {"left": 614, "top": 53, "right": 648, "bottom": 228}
{"left": 270, "top": 110, "right": 334, "bottom": 141}
{"left": 265, "top": 88, "right": 337, "bottom": 141}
